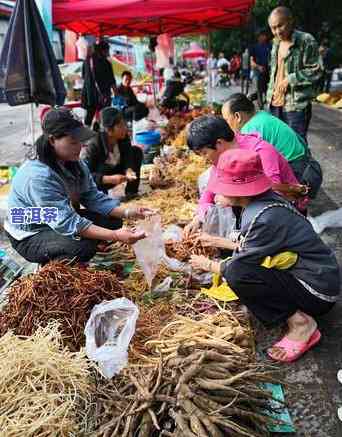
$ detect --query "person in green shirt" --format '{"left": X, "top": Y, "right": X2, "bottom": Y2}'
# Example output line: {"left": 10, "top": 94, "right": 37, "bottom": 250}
{"left": 222, "top": 93, "right": 322, "bottom": 199}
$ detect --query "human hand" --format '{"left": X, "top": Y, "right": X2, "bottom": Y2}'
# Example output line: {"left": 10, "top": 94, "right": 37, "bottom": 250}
{"left": 183, "top": 217, "right": 201, "bottom": 238}
{"left": 128, "top": 207, "right": 157, "bottom": 219}
{"left": 126, "top": 168, "right": 137, "bottom": 181}
{"left": 197, "top": 232, "right": 218, "bottom": 248}
{"left": 110, "top": 174, "right": 127, "bottom": 185}
{"left": 198, "top": 232, "right": 238, "bottom": 250}
{"left": 190, "top": 255, "right": 212, "bottom": 272}
{"left": 278, "top": 78, "right": 289, "bottom": 93}
{"left": 113, "top": 228, "right": 146, "bottom": 244}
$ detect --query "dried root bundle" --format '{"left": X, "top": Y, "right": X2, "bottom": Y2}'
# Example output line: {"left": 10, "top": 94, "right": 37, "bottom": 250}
{"left": 0, "top": 261, "right": 126, "bottom": 350}
{"left": 165, "top": 237, "right": 218, "bottom": 262}
{"left": 0, "top": 323, "right": 93, "bottom": 437}
{"left": 94, "top": 310, "right": 283, "bottom": 437}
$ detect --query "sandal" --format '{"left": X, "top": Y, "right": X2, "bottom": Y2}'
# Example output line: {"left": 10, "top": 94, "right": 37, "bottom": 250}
{"left": 268, "top": 329, "right": 321, "bottom": 363}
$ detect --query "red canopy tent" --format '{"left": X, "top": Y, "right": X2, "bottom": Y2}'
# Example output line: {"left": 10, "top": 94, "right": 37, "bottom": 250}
{"left": 53, "top": 0, "right": 255, "bottom": 37}
{"left": 182, "top": 43, "right": 207, "bottom": 60}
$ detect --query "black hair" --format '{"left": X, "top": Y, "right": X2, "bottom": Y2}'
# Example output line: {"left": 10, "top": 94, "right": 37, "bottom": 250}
{"left": 187, "top": 116, "right": 235, "bottom": 151}
{"left": 133, "top": 103, "right": 149, "bottom": 122}
{"left": 97, "top": 40, "right": 110, "bottom": 51}
{"left": 122, "top": 70, "right": 132, "bottom": 78}
{"left": 225, "top": 93, "right": 255, "bottom": 114}
{"left": 101, "top": 107, "right": 124, "bottom": 129}
{"left": 35, "top": 134, "right": 83, "bottom": 178}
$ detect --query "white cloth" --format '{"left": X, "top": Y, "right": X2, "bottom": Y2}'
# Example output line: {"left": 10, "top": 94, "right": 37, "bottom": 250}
{"left": 207, "top": 58, "right": 217, "bottom": 69}
{"left": 217, "top": 58, "right": 230, "bottom": 69}
{"left": 163, "top": 67, "right": 174, "bottom": 82}
{"left": 106, "top": 144, "right": 121, "bottom": 167}
{"left": 242, "top": 50, "right": 250, "bottom": 70}
{"left": 76, "top": 36, "right": 89, "bottom": 61}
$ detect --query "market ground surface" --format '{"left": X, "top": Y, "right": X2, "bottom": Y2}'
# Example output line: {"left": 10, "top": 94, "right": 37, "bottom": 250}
{"left": 0, "top": 92, "right": 342, "bottom": 436}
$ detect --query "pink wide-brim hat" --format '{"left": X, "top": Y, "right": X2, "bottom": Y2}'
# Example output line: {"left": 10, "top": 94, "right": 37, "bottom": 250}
{"left": 207, "top": 148, "right": 272, "bottom": 197}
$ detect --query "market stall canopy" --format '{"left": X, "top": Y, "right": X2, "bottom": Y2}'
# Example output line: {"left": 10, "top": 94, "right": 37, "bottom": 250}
{"left": 53, "top": 0, "right": 255, "bottom": 37}
{"left": 0, "top": 0, "right": 65, "bottom": 106}
{"left": 182, "top": 43, "right": 207, "bottom": 59}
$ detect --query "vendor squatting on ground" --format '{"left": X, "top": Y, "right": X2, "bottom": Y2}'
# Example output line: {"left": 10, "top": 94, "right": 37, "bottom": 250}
{"left": 189, "top": 148, "right": 340, "bottom": 363}
{"left": 4, "top": 108, "right": 154, "bottom": 264}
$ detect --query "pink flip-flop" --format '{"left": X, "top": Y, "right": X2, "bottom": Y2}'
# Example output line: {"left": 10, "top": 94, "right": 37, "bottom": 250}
{"left": 267, "top": 329, "right": 321, "bottom": 363}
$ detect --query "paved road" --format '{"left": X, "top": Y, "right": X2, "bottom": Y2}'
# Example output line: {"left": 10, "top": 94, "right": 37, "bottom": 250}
{"left": 1, "top": 97, "right": 342, "bottom": 436}
{"left": 0, "top": 104, "right": 42, "bottom": 166}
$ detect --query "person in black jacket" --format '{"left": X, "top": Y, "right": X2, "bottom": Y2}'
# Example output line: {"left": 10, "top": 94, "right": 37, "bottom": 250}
{"left": 81, "top": 41, "right": 117, "bottom": 127}
{"left": 82, "top": 107, "right": 143, "bottom": 198}
{"left": 117, "top": 71, "right": 148, "bottom": 122}
{"left": 160, "top": 70, "right": 189, "bottom": 111}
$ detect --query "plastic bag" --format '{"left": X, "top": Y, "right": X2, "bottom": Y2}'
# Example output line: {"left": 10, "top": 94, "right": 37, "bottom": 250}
{"left": 198, "top": 167, "right": 212, "bottom": 196}
{"left": 151, "top": 276, "right": 173, "bottom": 297}
{"left": 163, "top": 254, "right": 191, "bottom": 273}
{"left": 163, "top": 224, "right": 183, "bottom": 242}
{"left": 162, "top": 255, "right": 212, "bottom": 285}
{"left": 133, "top": 215, "right": 165, "bottom": 288}
{"left": 308, "top": 208, "right": 342, "bottom": 234}
{"left": 203, "top": 206, "right": 235, "bottom": 238}
{"left": 85, "top": 298, "right": 139, "bottom": 378}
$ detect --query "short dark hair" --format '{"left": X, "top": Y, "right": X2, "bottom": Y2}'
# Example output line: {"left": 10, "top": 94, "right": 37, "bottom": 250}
{"left": 187, "top": 116, "right": 234, "bottom": 151}
{"left": 100, "top": 107, "right": 124, "bottom": 129}
{"left": 97, "top": 40, "right": 110, "bottom": 51}
{"left": 122, "top": 70, "right": 132, "bottom": 78}
{"left": 225, "top": 93, "right": 255, "bottom": 114}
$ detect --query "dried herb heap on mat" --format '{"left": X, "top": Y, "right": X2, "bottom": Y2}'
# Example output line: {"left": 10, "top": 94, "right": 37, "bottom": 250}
{"left": 131, "top": 301, "right": 177, "bottom": 362}
{"left": 0, "top": 323, "right": 93, "bottom": 437}
{"left": 126, "top": 188, "right": 197, "bottom": 225}
{"left": 93, "top": 310, "right": 283, "bottom": 437}
{"left": 130, "top": 153, "right": 207, "bottom": 222}
{"left": 165, "top": 237, "right": 218, "bottom": 262}
{"left": 0, "top": 262, "right": 126, "bottom": 350}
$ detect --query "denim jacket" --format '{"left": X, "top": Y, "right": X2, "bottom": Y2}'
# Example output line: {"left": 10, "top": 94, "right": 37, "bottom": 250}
{"left": 267, "top": 30, "right": 323, "bottom": 111}
{"left": 4, "top": 159, "right": 120, "bottom": 241}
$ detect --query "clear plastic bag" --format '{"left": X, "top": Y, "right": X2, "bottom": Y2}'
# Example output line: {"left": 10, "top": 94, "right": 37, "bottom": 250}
{"left": 133, "top": 215, "right": 165, "bottom": 288}
{"left": 198, "top": 167, "right": 212, "bottom": 196}
{"left": 203, "top": 206, "right": 235, "bottom": 238}
{"left": 308, "top": 208, "right": 342, "bottom": 234}
{"left": 85, "top": 297, "right": 139, "bottom": 378}
{"left": 162, "top": 255, "right": 212, "bottom": 285}
{"left": 163, "top": 224, "right": 183, "bottom": 242}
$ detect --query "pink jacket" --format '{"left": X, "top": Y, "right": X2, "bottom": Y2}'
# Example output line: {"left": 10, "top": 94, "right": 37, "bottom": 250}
{"left": 198, "top": 132, "right": 300, "bottom": 219}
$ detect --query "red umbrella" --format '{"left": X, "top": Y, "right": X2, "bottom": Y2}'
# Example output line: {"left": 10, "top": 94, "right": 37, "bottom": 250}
{"left": 53, "top": 0, "right": 255, "bottom": 37}
{"left": 182, "top": 43, "right": 207, "bottom": 59}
